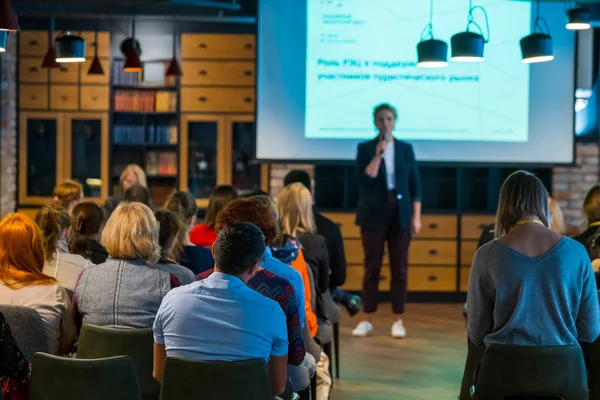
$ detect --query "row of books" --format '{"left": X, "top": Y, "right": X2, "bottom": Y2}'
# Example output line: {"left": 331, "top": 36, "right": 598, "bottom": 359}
{"left": 148, "top": 122, "right": 178, "bottom": 144}
{"left": 113, "top": 123, "right": 178, "bottom": 144}
{"left": 114, "top": 125, "right": 144, "bottom": 144}
{"left": 146, "top": 152, "right": 177, "bottom": 177}
{"left": 112, "top": 60, "right": 177, "bottom": 86}
{"left": 114, "top": 90, "right": 177, "bottom": 112}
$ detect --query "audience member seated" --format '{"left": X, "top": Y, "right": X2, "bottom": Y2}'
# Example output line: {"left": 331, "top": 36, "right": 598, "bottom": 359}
{"left": 52, "top": 179, "right": 83, "bottom": 214}
{"left": 574, "top": 184, "right": 600, "bottom": 250}
{"left": 35, "top": 204, "right": 91, "bottom": 292}
{"left": 0, "top": 214, "right": 76, "bottom": 355}
{"left": 69, "top": 202, "right": 109, "bottom": 265}
{"left": 0, "top": 312, "right": 31, "bottom": 399}
{"left": 198, "top": 198, "right": 312, "bottom": 391}
{"left": 189, "top": 185, "right": 237, "bottom": 248}
{"left": 123, "top": 184, "right": 151, "bottom": 207}
{"left": 154, "top": 210, "right": 195, "bottom": 285}
{"left": 73, "top": 202, "right": 179, "bottom": 328}
{"left": 104, "top": 164, "right": 148, "bottom": 214}
{"left": 284, "top": 170, "right": 361, "bottom": 316}
{"left": 153, "top": 222, "right": 289, "bottom": 396}
{"left": 467, "top": 170, "right": 600, "bottom": 349}
{"left": 164, "top": 191, "right": 214, "bottom": 274}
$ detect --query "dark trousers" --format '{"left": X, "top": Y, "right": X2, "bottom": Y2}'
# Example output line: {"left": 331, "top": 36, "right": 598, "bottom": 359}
{"left": 360, "top": 190, "right": 411, "bottom": 314}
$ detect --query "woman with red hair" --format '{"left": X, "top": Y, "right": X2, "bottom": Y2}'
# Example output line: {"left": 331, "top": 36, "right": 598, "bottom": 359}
{"left": 0, "top": 214, "right": 76, "bottom": 355}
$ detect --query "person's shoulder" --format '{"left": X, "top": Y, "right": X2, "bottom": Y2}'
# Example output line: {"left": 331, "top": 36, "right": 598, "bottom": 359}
{"left": 561, "top": 236, "right": 589, "bottom": 258}
{"left": 254, "top": 269, "right": 292, "bottom": 289}
{"left": 395, "top": 139, "right": 415, "bottom": 151}
{"left": 473, "top": 240, "right": 496, "bottom": 262}
{"left": 264, "top": 257, "right": 302, "bottom": 281}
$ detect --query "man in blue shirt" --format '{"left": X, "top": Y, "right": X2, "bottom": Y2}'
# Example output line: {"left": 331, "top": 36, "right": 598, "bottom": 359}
{"left": 152, "top": 222, "right": 288, "bottom": 396}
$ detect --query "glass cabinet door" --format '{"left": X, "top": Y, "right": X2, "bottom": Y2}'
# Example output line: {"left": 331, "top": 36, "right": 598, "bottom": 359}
{"left": 64, "top": 113, "right": 109, "bottom": 201}
{"left": 19, "top": 112, "right": 63, "bottom": 205}
{"left": 180, "top": 115, "right": 224, "bottom": 203}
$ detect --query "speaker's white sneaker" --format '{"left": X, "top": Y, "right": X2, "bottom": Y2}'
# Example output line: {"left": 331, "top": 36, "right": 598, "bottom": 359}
{"left": 391, "top": 319, "right": 406, "bottom": 339}
{"left": 352, "top": 321, "right": 373, "bottom": 337}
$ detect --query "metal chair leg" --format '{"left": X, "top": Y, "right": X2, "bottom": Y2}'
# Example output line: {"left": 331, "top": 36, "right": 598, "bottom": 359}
{"left": 334, "top": 322, "right": 340, "bottom": 379}
{"left": 310, "top": 374, "right": 317, "bottom": 400}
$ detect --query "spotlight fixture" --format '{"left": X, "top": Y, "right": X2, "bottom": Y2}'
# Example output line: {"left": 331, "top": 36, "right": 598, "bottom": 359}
{"left": 87, "top": 18, "right": 104, "bottom": 75}
{"left": 417, "top": 0, "right": 448, "bottom": 68}
{"left": 123, "top": 18, "right": 142, "bottom": 73}
{"left": 451, "top": 2, "right": 489, "bottom": 62}
{"left": 566, "top": 5, "right": 590, "bottom": 30}
{"left": 166, "top": 20, "right": 182, "bottom": 77}
{"left": 0, "top": 0, "right": 19, "bottom": 32}
{"left": 0, "top": 31, "right": 7, "bottom": 52}
{"left": 520, "top": 0, "right": 553, "bottom": 64}
{"left": 55, "top": 31, "right": 86, "bottom": 63}
{"left": 41, "top": 18, "right": 61, "bottom": 69}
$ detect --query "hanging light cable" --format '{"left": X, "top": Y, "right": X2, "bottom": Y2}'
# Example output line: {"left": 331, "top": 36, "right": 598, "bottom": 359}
{"left": 566, "top": 1, "right": 590, "bottom": 30}
{"left": 88, "top": 16, "right": 105, "bottom": 75}
{"left": 417, "top": 0, "right": 448, "bottom": 68}
{"left": 520, "top": 0, "right": 554, "bottom": 64}
{"left": 451, "top": 0, "right": 489, "bottom": 62}
{"left": 166, "top": 18, "right": 182, "bottom": 77}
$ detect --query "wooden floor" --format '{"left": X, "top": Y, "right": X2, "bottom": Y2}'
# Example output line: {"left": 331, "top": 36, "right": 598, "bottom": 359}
{"left": 329, "top": 303, "right": 467, "bottom": 400}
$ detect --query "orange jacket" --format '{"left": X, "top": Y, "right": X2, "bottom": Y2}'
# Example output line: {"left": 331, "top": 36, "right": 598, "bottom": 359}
{"left": 290, "top": 248, "right": 318, "bottom": 337}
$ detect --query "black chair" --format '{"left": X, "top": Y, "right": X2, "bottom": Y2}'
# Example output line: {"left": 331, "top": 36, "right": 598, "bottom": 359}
{"left": 159, "top": 356, "right": 272, "bottom": 400}
{"left": 76, "top": 324, "right": 160, "bottom": 400}
{"left": 582, "top": 336, "right": 600, "bottom": 400}
{"left": 323, "top": 289, "right": 341, "bottom": 379}
{"left": 29, "top": 353, "right": 141, "bottom": 400}
{"left": 0, "top": 305, "right": 48, "bottom": 362}
{"left": 459, "top": 339, "right": 486, "bottom": 400}
{"left": 471, "top": 344, "right": 587, "bottom": 400}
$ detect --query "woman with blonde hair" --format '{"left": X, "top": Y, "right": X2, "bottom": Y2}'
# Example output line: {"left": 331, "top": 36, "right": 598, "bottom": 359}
{"left": 35, "top": 204, "right": 92, "bottom": 292}
{"left": 0, "top": 214, "right": 76, "bottom": 355}
{"left": 73, "top": 202, "right": 179, "bottom": 328}
{"left": 549, "top": 197, "right": 565, "bottom": 234}
{"left": 103, "top": 164, "right": 148, "bottom": 214}
{"left": 52, "top": 179, "right": 83, "bottom": 213}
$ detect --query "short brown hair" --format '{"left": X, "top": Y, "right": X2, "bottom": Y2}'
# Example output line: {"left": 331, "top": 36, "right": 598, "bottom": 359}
{"left": 101, "top": 202, "right": 160, "bottom": 264}
{"left": 164, "top": 191, "right": 198, "bottom": 222}
{"left": 53, "top": 179, "right": 83, "bottom": 210}
{"left": 35, "top": 204, "right": 71, "bottom": 260}
{"left": 373, "top": 103, "right": 398, "bottom": 120}
{"left": 584, "top": 185, "right": 600, "bottom": 223}
{"left": 70, "top": 202, "right": 106, "bottom": 260}
{"left": 215, "top": 197, "right": 280, "bottom": 246}
{"left": 495, "top": 170, "right": 549, "bottom": 237}
{"left": 204, "top": 185, "right": 238, "bottom": 228}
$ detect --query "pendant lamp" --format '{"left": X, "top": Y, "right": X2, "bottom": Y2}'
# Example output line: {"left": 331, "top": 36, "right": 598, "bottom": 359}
{"left": 124, "top": 18, "right": 142, "bottom": 73}
{"left": 0, "top": 31, "right": 7, "bottom": 52}
{"left": 0, "top": 0, "right": 19, "bottom": 32}
{"left": 451, "top": 1, "right": 489, "bottom": 62}
{"left": 87, "top": 18, "right": 104, "bottom": 75}
{"left": 417, "top": 0, "right": 448, "bottom": 68}
{"left": 55, "top": 31, "right": 86, "bottom": 63}
{"left": 41, "top": 18, "right": 61, "bottom": 69}
{"left": 520, "top": 0, "right": 553, "bottom": 64}
{"left": 166, "top": 20, "right": 182, "bottom": 77}
{"left": 566, "top": 5, "right": 590, "bottom": 30}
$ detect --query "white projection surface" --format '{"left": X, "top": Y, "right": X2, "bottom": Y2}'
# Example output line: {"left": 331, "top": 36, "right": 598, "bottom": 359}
{"left": 256, "top": 0, "right": 575, "bottom": 164}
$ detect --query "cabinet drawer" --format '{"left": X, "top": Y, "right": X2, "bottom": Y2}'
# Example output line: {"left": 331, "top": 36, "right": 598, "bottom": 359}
{"left": 409, "top": 240, "right": 457, "bottom": 265}
{"left": 181, "top": 61, "right": 255, "bottom": 86}
{"left": 462, "top": 215, "right": 495, "bottom": 239}
{"left": 181, "top": 34, "right": 255, "bottom": 59}
{"left": 80, "top": 58, "right": 110, "bottom": 84}
{"left": 408, "top": 267, "right": 456, "bottom": 292}
{"left": 344, "top": 238, "right": 389, "bottom": 266}
{"left": 322, "top": 212, "right": 360, "bottom": 238}
{"left": 342, "top": 266, "right": 390, "bottom": 292}
{"left": 460, "top": 267, "right": 471, "bottom": 292}
{"left": 181, "top": 87, "right": 254, "bottom": 112}
{"left": 81, "top": 86, "right": 109, "bottom": 111}
{"left": 461, "top": 240, "right": 479, "bottom": 266}
{"left": 20, "top": 85, "right": 48, "bottom": 110}
{"left": 50, "top": 85, "right": 78, "bottom": 110}
{"left": 419, "top": 215, "right": 457, "bottom": 238}
{"left": 19, "top": 58, "right": 47, "bottom": 83}
{"left": 80, "top": 31, "right": 110, "bottom": 58}
{"left": 20, "top": 31, "right": 48, "bottom": 56}
{"left": 50, "top": 64, "right": 79, "bottom": 84}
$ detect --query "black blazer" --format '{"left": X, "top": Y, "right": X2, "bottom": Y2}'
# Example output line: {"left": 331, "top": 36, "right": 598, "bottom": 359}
{"left": 298, "top": 232, "right": 330, "bottom": 294}
{"left": 314, "top": 210, "right": 346, "bottom": 288}
{"left": 355, "top": 138, "right": 421, "bottom": 230}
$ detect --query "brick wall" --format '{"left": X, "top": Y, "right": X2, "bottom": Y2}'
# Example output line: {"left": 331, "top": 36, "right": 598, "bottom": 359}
{"left": 552, "top": 142, "right": 599, "bottom": 235}
{"left": 268, "top": 164, "right": 315, "bottom": 198}
{"left": 0, "top": 34, "right": 17, "bottom": 217}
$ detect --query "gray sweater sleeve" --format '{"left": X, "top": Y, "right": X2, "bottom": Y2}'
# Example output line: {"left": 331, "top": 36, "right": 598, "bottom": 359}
{"left": 467, "top": 244, "right": 494, "bottom": 346}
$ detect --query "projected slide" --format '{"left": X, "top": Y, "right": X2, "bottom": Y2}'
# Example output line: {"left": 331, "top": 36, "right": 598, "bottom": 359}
{"left": 305, "top": 0, "right": 532, "bottom": 142}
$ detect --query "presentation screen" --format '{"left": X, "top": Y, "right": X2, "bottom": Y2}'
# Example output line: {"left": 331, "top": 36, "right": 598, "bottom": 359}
{"left": 257, "top": 0, "right": 575, "bottom": 164}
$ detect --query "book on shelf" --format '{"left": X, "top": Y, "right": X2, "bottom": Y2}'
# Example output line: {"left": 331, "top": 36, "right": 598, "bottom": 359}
{"left": 114, "top": 90, "right": 177, "bottom": 112}
{"left": 112, "top": 60, "right": 141, "bottom": 85}
{"left": 112, "top": 60, "right": 177, "bottom": 87}
{"left": 148, "top": 121, "right": 178, "bottom": 145}
{"left": 146, "top": 151, "right": 177, "bottom": 177}
{"left": 155, "top": 91, "right": 177, "bottom": 112}
{"left": 113, "top": 124, "right": 145, "bottom": 144}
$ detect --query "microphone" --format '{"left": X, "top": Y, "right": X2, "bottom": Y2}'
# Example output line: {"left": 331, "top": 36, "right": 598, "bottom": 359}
{"left": 379, "top": 131, "right": 389, "bottom": 155}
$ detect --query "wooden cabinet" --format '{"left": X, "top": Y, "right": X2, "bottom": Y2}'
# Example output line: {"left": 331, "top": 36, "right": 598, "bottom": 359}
{"left": 462, "top": 214, "right": 496, "bottom": 239}
{"left": 20, "top": 84, "right": 48, "bottom": 110}
{"left": 81, "top": 86, "right": 109, "bottom": 111}
{"left": 181, "top": 34, "right": 255, "bottom": 59}
{"left": 51, "top": 64, "right": 79, "bottom": 84}
{"left": 80, "top": 58, "right": 110, "bottom": 84}
{"left": 181, "top": 61, "right": 255, "bottom": 86}
{"left": 80, "top": 31, "right": 111, "bottom": 58}
{"left": 50, "top": 85, "right": 79, "bottom": 110}
{"left": 19, "top": 58, "right": 47, "bottom": 83}
{"left": 181, "top": 87, "right": 255, "bottom": 113}
{"left": 19, "top": 31, "right": 48, "bottom": 56}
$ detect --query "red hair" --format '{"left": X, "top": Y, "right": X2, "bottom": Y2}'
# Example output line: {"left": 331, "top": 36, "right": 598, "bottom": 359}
{"left": 0, "top": 214, "right": 55, "bottom": 289}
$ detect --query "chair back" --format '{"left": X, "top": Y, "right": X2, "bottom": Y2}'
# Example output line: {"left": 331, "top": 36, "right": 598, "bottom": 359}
{"left": 305, "top": 264, "right": 332, "bottom": 344}
{"left": 0, "top": 305, "right": 48, "bottom": 361}
{"left": 29, "top": 353, "right": 141, "bottom": 400}
{"left": 77, "top": 324, "right": 159, "bottom": 400}
{"left": 473, "top": 344, "right": 587, "bottom": 400}
{"left": 159, "top": 356, "right": 271, "bottom": 400}
{"left": 322, "top": 289, "right": 341, "bottom": 324}
{"left": 584, "top": 336, "right": 600, "bottom": 400}
{"left": 459, "top": 339, "right": 486, "bottom": 400}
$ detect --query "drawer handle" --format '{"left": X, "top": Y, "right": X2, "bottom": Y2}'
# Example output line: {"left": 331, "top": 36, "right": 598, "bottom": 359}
{"left": 31, "top": 95, "right": 37, "bottom": 100}
{"left": 198, "top": 70, "right": 207, "bottom": 76}
{"left": 197, "top": 96, "right": 207, "bottom": 102}
{"left": 29, "top": 66, "right": 38, "bottom": 72}
{"left": 198, "top": 43, "right": 207, "bottom": 49}
{"left": 244, "top": 43, "right": 253, "bottom": 49}
{"left": 60, "top": 67, "right": 68, "bottom": 72}
{"left": 478, "top": 223, "right": 487, "bottom": 229}
{"left": 29, "top": 40, "right": 39, "bottom": 46}
{"left": 243, "top": 97, "right": 253, "bottom": 103}
{"left": 427, "top": 275, "right": 438, "bottom": 282}
{"left": 61, "top": 95, "right": 68, "bottom": 101}
{"left": 244, "top": 70, "right": 253, "bottom": 76}
{"left": 428, "top": 249, "right": 438, "bottom": 256}
{"left": 428, "top": 223, "right": 438, "bottom": 229}
{"left": 92, "top": 96, "right": 99, "bottom": 101}
{"left": 91, "top": 41, "right": 98, "bottom": 47}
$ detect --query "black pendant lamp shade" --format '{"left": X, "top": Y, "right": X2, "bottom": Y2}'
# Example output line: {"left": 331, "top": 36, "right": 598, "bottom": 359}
{"left": 87, "top": 22, "right": 104, "bottom": 76}
{"left": 0, "top": 0, "right": 19, "bottom": 32}
{"left": 0, "top": 31, "right": 7, "bottom": 52}
{"left": 451, "top": 31, "right": 484, "bottom": 62}
{"left": 520, "top": 33, "right": 553, "bottom": 64}
{"left": 123, "top": 18, "right": 142, "bottom": 73}
{"left": 41, "top": 18, "right": 61, "bottom": 69}
{"left": 417, "top": 39, "right": 448, "bottom": 68}
{"left": 166, "top": 21, "right": 182, "bottom": 77}
{"left": 566, "top": 7, "right": 591, "bottom": 30}
{"left": 55, "top": 32, "right": 86, "bottom": 63}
